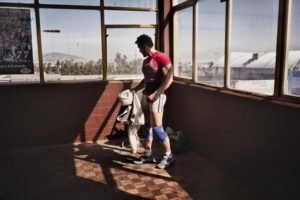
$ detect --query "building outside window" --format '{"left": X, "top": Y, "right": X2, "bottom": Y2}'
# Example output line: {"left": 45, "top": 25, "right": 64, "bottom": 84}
{"left": 229, "top": 0, "right": 279, "bottom": 95}
{"left": 196, "top": 0, "right": 226, "bottom": 87}
{"left": 284, "top": 0, "right": 300, "bottom": 97}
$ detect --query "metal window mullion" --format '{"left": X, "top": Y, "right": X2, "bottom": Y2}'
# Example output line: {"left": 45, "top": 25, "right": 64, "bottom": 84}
{"left": 274, "top": 0, "right": 291, "bottom": 96}
{"left": 38, "top": 4, "right": 100, "bottom": 10}
{"left": 173, "top": 0, "right": 194, "bottom": 12}
{"left": 100, "top": 0, "right": 107, "bottom": 80}
{"left": 0, "top": 2, "right": 34, "bottom": 8}
{"left": 173, "top": 11, "right": 179, "bottom": 77}
{"left": 224, "top": 0, "right": 232, "bottom": 89}
{"left": 105, "top": 24, "right": 156, "bottom": 28}
{"left": 155, "top": 0, "right": 159, "bottom": 50}
{"left": 192, "top": 2, "right": 198, "bottom": 83}
{"left": 104, "top": 6, "right": 157, "bottom": 12}
{"left": 34, "top": 0, "right": 45, "bottom": 83}
{"left": 22, "top": 4, "right": 157, "bottom": 11}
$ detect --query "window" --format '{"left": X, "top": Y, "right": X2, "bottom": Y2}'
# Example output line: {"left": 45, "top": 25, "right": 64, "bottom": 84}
{"left": 39, "top": 0, "right": 100, "bottom": 6}
{"left": 105, "top": 10, "right": 156, "bottom": 24}
{"left": 40, "top": 9, "right": 102, "bottom": 82}
{"left": 284, "top": 0, "right": 300, "bottom": 97}
{"left": 104, "top": 7, "right": 157, "bottom": 81}
{"left": 196, "top": 0, "right": 226, "bottom": 87}
{"left": 172, "top": 0, "right": 189, "bottom": 7}
{"left": 0, "top": 7, "right": 40, "bottom": 83}
{"left": 104, "top": 0, "right": 156, "bottom": 9}
{"left": 1, "top": 0, "right": 158, "bottom": 84}
{"left": 0, "top": 0, "right": 33, "bottom": 3}
{"left": 173, "top": 7, "right": 193, "bottom": 79}
{"left": 106, "top": 28, "right": 155, "bottom": 80}
{"left": 229, "top": 0, "right": 279, "bottom": 95}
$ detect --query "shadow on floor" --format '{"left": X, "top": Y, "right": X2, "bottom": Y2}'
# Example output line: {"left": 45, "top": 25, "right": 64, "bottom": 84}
{"left": 0, "top": 142, "right": 147, "bottom": 200}
{"left": 0, "top": 139, "right": 262, "bottom": 200}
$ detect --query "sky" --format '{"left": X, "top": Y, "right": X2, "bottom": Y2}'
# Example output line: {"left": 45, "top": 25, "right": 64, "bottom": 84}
{"left": 1, "top": 0, "right": 299, "bottom": 64}
{"left": 176, "top": 0, "right": 299, "bottom": 63}
{"left": 106, "top": 28, "right": 155, "bottom": 62}
{"left": 40, "top": 9, "right": 102, "bottom": 61}
{"left": 38, "top": 9, "right": 156, "bottom": 61}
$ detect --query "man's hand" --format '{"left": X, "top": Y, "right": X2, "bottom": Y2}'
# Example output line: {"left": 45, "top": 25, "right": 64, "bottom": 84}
{"left": 147, "top": 90, "right": 160, "bottom": 102}
{"left": 130, "top": 87, "right": 137, "bottom": 92}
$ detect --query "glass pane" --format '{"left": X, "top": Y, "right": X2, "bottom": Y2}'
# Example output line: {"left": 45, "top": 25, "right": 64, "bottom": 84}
{"left": 284, "top": 0, "right": 300, "bottom": 97}
{"left": 107, "top": 28, "right": 155, "bottom": 80}
{"left": 174, "top": 7, "right": 193, "bottom": 79}
{"left": 230, "top": 0, "right": 279, "bottom": 95}
{"left": 39, "top": 0, "right": 100, "bottom": 6}
{"left": 0, "top": 8, "right": 40, "bottom": 83}
{"left": 40, "top": 9, "right": 102, "bottom": 82}
{"left": 173, "top": 0, "right": 188, "bottom": 6}
{"left": 197, "top": 0, "right": 226, "bottom": 87}
{"left": 104, "top": 0, "right": 156, "bottom": 9}
{"left": 0, "top": 0, "right": 33, "bottom": 3}
{"left": 105, "top": 10, "right": 156, "bottom": 24}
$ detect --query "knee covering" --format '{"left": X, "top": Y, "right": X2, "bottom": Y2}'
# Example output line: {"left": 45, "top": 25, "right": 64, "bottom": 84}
{"left": 143, "top": 124, "right": 153, "bottom": 139}
{"left": 153, "top": 125, "right": 169, "bottom": 142}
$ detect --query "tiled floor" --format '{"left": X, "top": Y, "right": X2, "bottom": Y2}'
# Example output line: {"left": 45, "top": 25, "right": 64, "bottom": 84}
{"left": 0, "top": 139, "right": 261, "bottom": 200}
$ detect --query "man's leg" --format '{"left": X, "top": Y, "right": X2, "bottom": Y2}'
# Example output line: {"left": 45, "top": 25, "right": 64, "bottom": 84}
{"left": 133, "top": 95, "right": 153, "bottom": 164}
{"left": 151, "top": 94, "right": 174, "bottom": 169}
{"left": 143, "top": 108, "right": 153, "bottom": 151}
{"left": 151, "top": 112, "right": 171, "bottom": 153}
{"left": 140, "top": 108, "right": 154, "bottom": 161}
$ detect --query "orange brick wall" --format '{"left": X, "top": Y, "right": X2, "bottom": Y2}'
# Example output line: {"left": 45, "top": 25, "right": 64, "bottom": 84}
{"left": 80, "top": 83, "right": 126, "bottom": 142}
{"left": 0, "top": 81, "right": 135, "bottom": 148}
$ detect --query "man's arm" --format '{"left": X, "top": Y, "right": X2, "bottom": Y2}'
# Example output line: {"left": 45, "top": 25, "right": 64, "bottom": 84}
{"left": 148, "top": 64, "right": 173, "bottom": 101}
{"left": 131, "top": 78, "right": 145, "bottom": 92}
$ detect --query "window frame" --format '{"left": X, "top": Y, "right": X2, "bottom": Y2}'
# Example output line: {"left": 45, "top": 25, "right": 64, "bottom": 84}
{"left": 171, "top": 0, "right": 300, "bottom": 101}
{"left": 104, "top": 25, "right": 157, "bottom": 81}
{"left": 173, "top": 5, "right": 194, "bottom": 80}
{"left": 0, "top": 0, "right": 158, "bottom": 84}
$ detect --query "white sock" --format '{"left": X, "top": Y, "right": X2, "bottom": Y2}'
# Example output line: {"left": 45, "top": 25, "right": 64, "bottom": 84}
{"left": 145, "top": 149, "right": 152, "bottom": 156}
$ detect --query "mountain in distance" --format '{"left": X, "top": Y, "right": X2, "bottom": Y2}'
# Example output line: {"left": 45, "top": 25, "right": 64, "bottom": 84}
{"left": 42, "top": 52, "right": 87, "bottom": 64}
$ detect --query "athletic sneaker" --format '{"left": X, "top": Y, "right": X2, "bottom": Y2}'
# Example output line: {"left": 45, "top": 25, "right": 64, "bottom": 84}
{"left": 156, "top": 154, "right": 175, "bottom": 169}
{"left": 133, "top": 154, "right": 153, "bottom": 165}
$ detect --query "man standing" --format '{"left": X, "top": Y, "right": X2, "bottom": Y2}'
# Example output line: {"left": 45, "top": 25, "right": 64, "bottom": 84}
{"left": 132, "top": 34, "right": 174, "bottom": 169}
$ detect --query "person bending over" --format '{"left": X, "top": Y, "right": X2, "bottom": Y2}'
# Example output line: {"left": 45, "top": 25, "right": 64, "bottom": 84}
{"left": 132, "top": 34, "right": 174, "bottom": 169}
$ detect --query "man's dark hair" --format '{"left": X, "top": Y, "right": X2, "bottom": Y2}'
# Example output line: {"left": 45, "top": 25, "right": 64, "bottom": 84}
{"left": 135, "top": 34, "right": 154, "bottom": 47}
